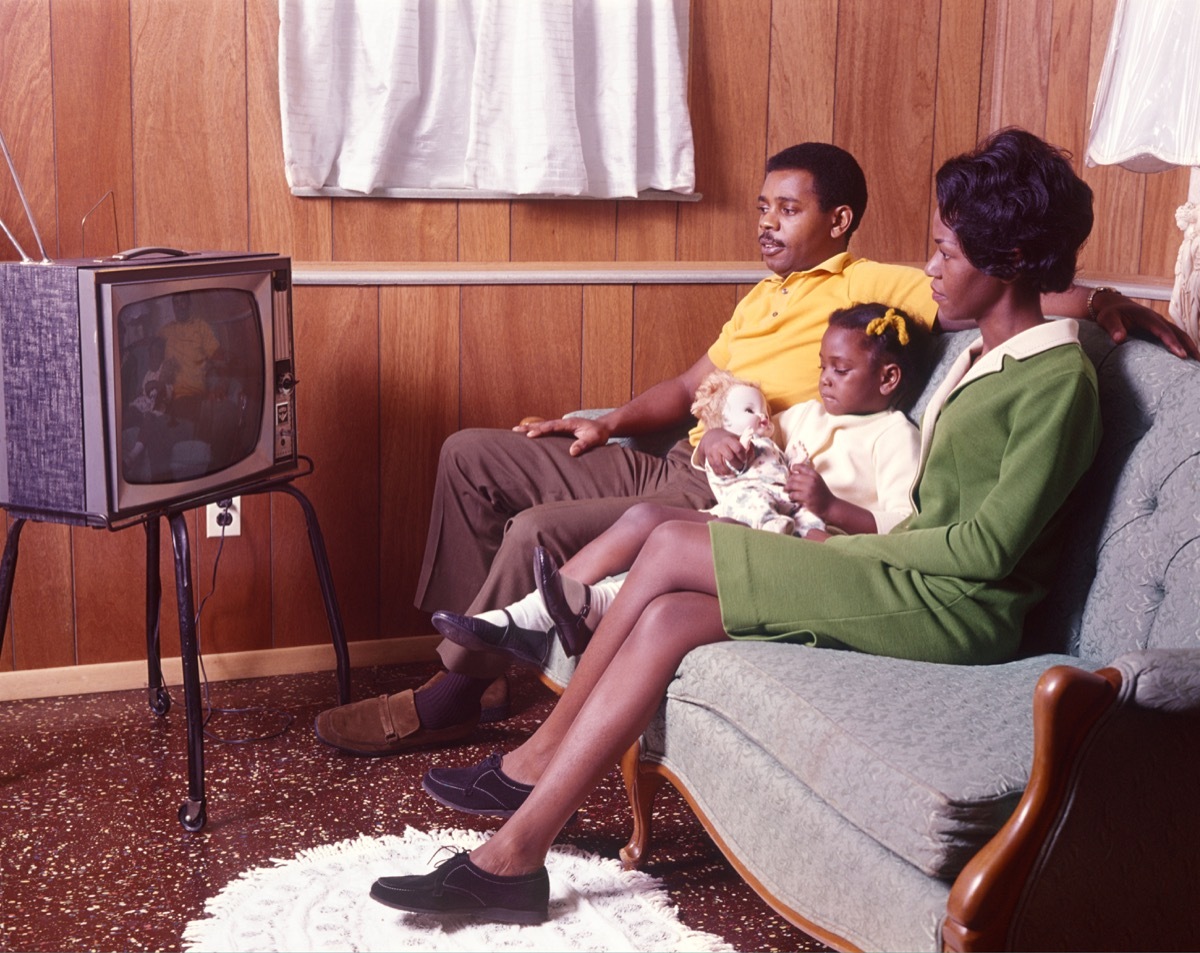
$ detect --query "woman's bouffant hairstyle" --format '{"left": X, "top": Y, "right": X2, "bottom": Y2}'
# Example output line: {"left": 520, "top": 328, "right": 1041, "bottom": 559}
{"left": 827, "top": 303, "right": 932, "bottom": 412}
{"left": 766, "top": 143, "right": 869, "bottom": 240}
{"left": 935, "top": 128, "right": 1094, "bottom": 293}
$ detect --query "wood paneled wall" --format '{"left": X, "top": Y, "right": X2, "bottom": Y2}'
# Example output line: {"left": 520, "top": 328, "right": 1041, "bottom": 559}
{"left": 0, "top": 0, "right": 1188, "bottom": 675}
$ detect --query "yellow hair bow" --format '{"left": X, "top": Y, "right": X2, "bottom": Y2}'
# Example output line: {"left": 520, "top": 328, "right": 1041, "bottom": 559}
{"left": 866, "top": 308, "right": 909, "bottom": 346}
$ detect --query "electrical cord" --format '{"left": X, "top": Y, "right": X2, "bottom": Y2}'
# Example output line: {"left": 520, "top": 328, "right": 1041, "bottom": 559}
{"left": 148, "top": 501, "right": 294, "bottom": 745}
{"left": 195, "top": 514, "right": 294, "bottom": 744}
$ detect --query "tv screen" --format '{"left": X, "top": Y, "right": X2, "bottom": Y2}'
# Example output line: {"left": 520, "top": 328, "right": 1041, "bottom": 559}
{"left": 117, "top": 288, "right": 266, "bottom": 485}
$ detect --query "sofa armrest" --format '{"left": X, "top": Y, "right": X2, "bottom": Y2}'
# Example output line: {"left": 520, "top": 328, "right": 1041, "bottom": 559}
{"left": 1108, "top": 647, "right": 1200, "bottom": 712}
{"left": 943, "top": 649, "right": 1200, "bottom": 952}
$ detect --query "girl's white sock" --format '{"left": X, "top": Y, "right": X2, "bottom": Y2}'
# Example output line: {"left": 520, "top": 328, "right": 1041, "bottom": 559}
{"left": 476, "top": 570, "right": 627, "bottom": 633}
{"left": 477, "top": 589, "right": 552, "bottom": 631}
{"left": 584, "top": 572, "right": 626, "bottom": 626}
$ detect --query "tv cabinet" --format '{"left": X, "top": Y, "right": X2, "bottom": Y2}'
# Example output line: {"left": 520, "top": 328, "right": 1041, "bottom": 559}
{"left": 0, "top": 471, "right": 350, "bottom": 832}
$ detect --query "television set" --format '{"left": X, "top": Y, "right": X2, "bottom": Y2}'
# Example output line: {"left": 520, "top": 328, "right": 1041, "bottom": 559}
{"left": 0, "top": 249, "right": 298, "bottom": 528}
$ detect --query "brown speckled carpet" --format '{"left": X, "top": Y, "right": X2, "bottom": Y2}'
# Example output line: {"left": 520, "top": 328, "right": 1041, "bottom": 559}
{"left": 0, "top": 661, "right": 828, "bottom": 952}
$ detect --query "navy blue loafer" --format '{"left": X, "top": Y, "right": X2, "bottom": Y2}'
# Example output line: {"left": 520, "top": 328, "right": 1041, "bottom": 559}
{"left": 370, "top": 851, "right": 549, "bottom": 924}
{"left": 533, "top": 545, "right": 593, "bottom": 657}
{"left": 422, "top": 752, "right": 532, "bottom": 817}
{"left": 431, "top": 610, "right": 554, "bottom": 669}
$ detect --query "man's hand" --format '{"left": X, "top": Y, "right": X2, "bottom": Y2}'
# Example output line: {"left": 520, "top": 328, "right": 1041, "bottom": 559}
{"left": 697, "top": 428, "right": 749, "bottom": 476}
{"left": 514, "top": 416, "right": 613, "bottom": 456}
{"left": 1090, "top": 290, "right": 1199, "bottom": 360}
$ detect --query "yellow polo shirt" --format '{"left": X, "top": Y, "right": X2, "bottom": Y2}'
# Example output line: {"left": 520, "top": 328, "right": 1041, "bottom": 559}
{"left": 694, "top": 253, "right": 937, "bottom": 444}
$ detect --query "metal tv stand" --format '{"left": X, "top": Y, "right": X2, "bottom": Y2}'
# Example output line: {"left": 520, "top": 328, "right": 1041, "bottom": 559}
{"left": 0, "top": 466, "right": 350, "bottom": 832}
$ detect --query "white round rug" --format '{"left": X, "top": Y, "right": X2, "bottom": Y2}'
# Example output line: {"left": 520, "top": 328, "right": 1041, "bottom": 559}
{"left": 182, "top": 826, "right": 735, "bottom": 952}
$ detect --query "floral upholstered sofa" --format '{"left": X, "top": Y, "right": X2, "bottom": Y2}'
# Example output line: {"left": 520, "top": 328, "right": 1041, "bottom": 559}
{"left": 542, "top": 322, "right": 1200, "bottom": 951}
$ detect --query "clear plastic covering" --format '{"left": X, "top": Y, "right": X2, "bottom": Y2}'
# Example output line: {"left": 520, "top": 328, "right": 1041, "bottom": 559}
{"left": 1086, "top": 0, "right": 1200, "bottom": 172}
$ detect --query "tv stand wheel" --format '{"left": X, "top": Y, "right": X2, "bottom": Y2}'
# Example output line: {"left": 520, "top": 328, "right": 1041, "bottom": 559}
{"left": 149, "top": 686, "right": 171, "bottom": 717}
{"left": 178, "top": 799, "right": 207, "bottom": 832}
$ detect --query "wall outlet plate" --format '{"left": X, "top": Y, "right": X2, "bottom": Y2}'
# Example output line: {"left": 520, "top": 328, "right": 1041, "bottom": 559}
{"left": 205, "top": 497, "right": 241, "bottom": 537}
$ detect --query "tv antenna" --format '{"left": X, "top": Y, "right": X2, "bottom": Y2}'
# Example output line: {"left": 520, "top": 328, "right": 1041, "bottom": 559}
{"left": 0, "top": 126, "right": 52, "bottom": 264}
{"left": 81, "top": 189, "right": 121, "bottom": 260}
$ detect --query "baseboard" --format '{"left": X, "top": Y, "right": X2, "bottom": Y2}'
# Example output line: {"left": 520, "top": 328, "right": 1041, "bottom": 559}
{"left": 0, "top": 635, "right": 441, "bottom": 702}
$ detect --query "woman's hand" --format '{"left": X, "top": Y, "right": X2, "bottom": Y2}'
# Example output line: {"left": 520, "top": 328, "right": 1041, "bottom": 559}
{"left": 786, "top": 461, "right": 833, "bottom": 517}
{"left": 698, "top": 428, "right": 749, "bottom": 476}
{"left": 515, "top": 416, "right": 613, "bottom": 456}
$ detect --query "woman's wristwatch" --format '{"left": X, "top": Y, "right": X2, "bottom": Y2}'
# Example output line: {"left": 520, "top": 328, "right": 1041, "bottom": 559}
{"left": 1086, "top": 285, "right": 1119, "bottom": 322}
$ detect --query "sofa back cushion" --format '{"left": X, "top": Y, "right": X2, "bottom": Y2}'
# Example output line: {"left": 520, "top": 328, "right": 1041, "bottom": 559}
{"left": 899, "top": 323, "right": 1199, "bottom": 662}
{"left": 1058, "top": 326, "right": 1200, "bottom": 661}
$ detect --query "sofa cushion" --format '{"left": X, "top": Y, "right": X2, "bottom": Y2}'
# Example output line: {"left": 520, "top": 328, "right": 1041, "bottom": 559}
{"left": 1073, "top": 341, "right": 1200, "bottom": 660}
{"left": 656, "top": 640, "right": 1083, "bottom": 879}
{"left": 643, "top": 687, "right": 957, "bottom": 952}
{"left": 1019, "top": 329, "right": 1200, "bottom": 660}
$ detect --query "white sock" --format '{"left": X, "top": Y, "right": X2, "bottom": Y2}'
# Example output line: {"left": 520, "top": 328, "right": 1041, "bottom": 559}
{"left": 477, "top": 572, "right": 627, "bottom": 633}
{"left": 477, "top": 589, "right": 552, "bottom": 632}
{"left": 580, "top": 572, "right": 625, "bottom": 628}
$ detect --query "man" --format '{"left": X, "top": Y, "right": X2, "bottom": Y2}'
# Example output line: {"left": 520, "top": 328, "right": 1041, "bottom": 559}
{"left": 316, "top": 141, "right": 1197, "bottom": 757}
{"left": 160, "top": 293, "right": 222, "bottom": 401}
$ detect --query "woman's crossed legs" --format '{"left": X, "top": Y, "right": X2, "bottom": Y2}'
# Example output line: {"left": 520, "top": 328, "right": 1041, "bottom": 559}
{"left": 475, "top": 518, "right": 729, "bottom": 875}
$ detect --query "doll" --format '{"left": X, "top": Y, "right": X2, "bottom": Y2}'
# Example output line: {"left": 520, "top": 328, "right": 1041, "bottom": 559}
{"left": 690, "top": 369, "right": 825, "bottom": 536}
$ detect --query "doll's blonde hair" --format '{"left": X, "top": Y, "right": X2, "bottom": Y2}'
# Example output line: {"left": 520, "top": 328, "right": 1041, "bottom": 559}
{"left": 690, "top": 369, "right": 766, "bottom": 431}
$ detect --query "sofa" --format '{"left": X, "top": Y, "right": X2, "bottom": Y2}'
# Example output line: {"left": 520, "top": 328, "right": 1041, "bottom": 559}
{"left": 540, "top": 322, "right": 1200, "bottom": 951}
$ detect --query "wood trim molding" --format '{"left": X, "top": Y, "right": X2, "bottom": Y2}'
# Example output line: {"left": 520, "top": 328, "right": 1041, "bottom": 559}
{"left": 0, "top": 635, "right": 440, "bottom": 702}
{"left": 293, "top": 260, "right": 772, "bottom": 286}
{"left": 1073, "top": 273, "right": 1173, "bottom": 301}
{"left": 292, "top": 261, "right": 1171, "bottom": 301}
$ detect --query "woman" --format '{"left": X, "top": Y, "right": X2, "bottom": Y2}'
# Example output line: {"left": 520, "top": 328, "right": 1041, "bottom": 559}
{"left": 369, "top": 128, "right": 1103, "bottom": 924}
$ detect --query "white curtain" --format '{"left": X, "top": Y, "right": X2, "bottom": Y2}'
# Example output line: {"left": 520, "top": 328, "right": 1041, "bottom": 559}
{"left": 1086, "top": 0, "right": 1200, "bottom": 172}
{"left": 278, "top": 0, "right": 695, "bottom": 199}
{"left": 1086, "top": 0, "right": 1200, "bottom": 342}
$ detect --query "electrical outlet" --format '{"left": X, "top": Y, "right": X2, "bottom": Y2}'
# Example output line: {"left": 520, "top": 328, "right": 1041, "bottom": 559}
{"left": 206, "top": 497, "right": 241, "bottom": 537}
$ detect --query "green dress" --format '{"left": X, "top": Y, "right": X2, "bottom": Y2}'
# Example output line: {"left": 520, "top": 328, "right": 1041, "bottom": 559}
{"left": 711, "top": 321, "right": 1101, "bottom": 666}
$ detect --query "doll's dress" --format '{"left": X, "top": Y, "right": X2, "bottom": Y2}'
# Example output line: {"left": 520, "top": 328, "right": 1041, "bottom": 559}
{"left": 703, "top": 435, "right": 825, "bottom": 536}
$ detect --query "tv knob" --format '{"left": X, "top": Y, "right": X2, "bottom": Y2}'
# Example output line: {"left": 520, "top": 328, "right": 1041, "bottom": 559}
{"left": 277, "top": 371, "right": 295, "bottom": 396}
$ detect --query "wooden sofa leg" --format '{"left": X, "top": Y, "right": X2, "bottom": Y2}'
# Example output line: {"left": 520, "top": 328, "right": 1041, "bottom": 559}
{"left": 619, "top": 740, "right": 669, "bottom": 870}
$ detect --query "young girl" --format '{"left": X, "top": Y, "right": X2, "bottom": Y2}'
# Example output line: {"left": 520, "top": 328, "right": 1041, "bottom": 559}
{"left": 697, "top": 303, "right": 929, "bottom": 538}
{"left": 371, "top": 128, "right": 1102, "bottom": 924}
{"left": 431, "top": 303, "right": 932, "bottom": 666}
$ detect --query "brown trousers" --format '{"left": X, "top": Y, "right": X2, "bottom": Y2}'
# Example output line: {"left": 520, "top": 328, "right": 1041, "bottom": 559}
{"left": 414, "top": 428, "right": 714, "bottom": 677}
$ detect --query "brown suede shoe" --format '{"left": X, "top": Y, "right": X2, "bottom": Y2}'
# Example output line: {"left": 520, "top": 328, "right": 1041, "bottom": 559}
{"left": 314, "top": 689, "right": 477, "bottom": 757}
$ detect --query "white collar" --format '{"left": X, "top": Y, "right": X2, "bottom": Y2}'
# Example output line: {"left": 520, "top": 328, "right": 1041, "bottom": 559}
{"left": 954, "top": 318, "right": 1081, "bottom": 392}
{"left": 917, "top": 319, "right": 1081, "bottom": 464}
